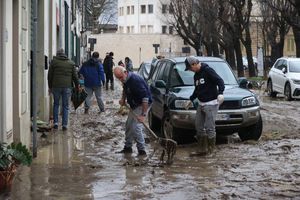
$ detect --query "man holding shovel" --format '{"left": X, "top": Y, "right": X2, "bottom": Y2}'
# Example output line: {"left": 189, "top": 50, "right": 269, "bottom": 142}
{"left": 184, "top": 56, "right": 225, "bottom": 156}
{"left": 114, "top": 66, "right": 152, "bottom": 156}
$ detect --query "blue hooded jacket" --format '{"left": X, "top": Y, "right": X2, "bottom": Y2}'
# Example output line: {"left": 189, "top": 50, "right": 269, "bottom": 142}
{"left": 79, "top": 58, "right": 105, "bottom": 88}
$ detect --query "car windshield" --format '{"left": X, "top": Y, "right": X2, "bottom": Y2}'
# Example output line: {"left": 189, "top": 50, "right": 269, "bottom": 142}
{"left": 171, "top": 61, "right": 238, "bottom": 87}
{"left": 289, "top": 60, "right": 300, "bottom": 73}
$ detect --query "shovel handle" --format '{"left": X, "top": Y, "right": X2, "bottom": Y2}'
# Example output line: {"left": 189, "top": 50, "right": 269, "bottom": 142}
{"left": 124, "top": 105, "right": 158, "bottom": 139}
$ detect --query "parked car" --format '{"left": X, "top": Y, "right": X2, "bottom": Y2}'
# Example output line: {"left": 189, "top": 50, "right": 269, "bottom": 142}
{"left": 242, "top": 56, "right": 257, "bottom": 70}
{"left": 267, "top": 57, "right": 300, "bottom": 101}
{"left": 148, "top": 56, "right": 262, "bottom": 143}
{"left": 137, "top": 60, "right": 152, "bottom": 80}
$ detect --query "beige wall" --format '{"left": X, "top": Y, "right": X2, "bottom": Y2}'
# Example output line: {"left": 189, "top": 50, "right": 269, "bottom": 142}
{"left": 89, "top": 33, "right": 196, "bottom": 68}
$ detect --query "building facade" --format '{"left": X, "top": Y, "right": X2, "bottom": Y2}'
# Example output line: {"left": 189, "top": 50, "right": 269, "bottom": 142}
{"left": 0, "top": 0, "right": 88, "bottom": 147}
{"left": 90, "top": 0, "right": 192, "bottom": 67}
{"left": 118, "top": 0, "right": 173, "bottom": 34}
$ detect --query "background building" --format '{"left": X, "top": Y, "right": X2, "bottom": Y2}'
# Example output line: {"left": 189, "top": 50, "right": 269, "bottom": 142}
{"left": 91, "top": 0, "right": 193, "bottom": 68}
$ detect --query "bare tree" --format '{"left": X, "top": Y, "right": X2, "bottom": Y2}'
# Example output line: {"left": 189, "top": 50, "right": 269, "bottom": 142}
{"left": 90, "top": 0, "right": 117, "bottom": 33}
{"left": 263, "top": 0, "right": 300, "bottom": 56}
{"left": 259, "top": 0, "right": 290, "bottom": 64}
{"left": 168, "top": 0, "right": 203, "bottom": 56}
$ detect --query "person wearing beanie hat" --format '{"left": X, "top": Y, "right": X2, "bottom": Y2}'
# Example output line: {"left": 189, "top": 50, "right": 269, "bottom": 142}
{"left": 184, "top": 56, "right": 225, "bottom": 156}
{"left": 48, "top": 48, "right": 79, "bottom": 131}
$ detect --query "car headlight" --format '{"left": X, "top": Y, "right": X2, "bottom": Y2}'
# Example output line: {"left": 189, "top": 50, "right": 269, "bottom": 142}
{"left": 292, "top": 79, "right": 300, "bottom": 85}
{"left": 241, "top": 96, "right": 257, "bottom": 107}
{"left": 174, "top": 99, "right": 194, "bottom": 109}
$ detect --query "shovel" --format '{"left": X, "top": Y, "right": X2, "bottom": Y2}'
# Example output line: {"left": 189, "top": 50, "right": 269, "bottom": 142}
{"left": 125, "top": 105, "right": 177, "bottom": 164}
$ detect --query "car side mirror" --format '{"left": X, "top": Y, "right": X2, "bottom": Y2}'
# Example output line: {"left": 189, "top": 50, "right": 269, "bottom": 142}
{"left": 282, "top": 67, "right": 287, "bottom": 74}
{"left": 155, "top": 80, "right": 166, "bottom": 88}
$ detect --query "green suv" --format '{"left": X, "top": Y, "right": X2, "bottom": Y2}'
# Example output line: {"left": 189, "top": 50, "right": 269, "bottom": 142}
{"left": 147, "top": 57, "right": 262, "bottom": 142}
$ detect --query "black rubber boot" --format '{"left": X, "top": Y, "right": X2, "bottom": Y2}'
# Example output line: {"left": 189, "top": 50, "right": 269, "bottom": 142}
{"left": 207, "top": 137, "right": 216, "bottom": 154}
{"left": 190, "top": 135, "right": 208, "bottom": 156}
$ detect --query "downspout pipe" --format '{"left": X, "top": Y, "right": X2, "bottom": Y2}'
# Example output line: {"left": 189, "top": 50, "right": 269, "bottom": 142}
{"left": 0, "top": 0, "right": 4, "bottom": 142}
{"left": 32, "top": 0, "right": 38, "bottom": 157}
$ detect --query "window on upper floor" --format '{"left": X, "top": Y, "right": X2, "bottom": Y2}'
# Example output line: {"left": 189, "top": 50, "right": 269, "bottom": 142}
{"left": 169, "top": 4, "right": 174, "bottom": 14}
{"left": 148, "top": 25, "right": 153, "bottom": 33}
{"left": 119, "top": 7, "right": 122, "bottom": 16}
{"left": 169, "top": 26, "right": 173, "bottom": 34}
{"left": 148, "top": 4, "right": 153, "bottom": 13}
{"left": 127, "top": 6, "right": 130, "bottom": 15}
{"left": 141, "top": 25, "right": 146, "bottom": 33}
{"left": 131, "top": 6, "right": 134, "bottom": 14}
{"left": 162, "top": 4, "right": 167, "bottom": 14}
{"left": 141, "top": 5, "right": 146, "bottom": 13}
{"left": 162, "top": 26, "right": 167, "bottom": 34}
{"left": 118, "top": 26, "right": 124, "bottom": 33}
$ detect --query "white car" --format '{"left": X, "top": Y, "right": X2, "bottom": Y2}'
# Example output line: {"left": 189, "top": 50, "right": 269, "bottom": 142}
{"left": 267, "top": 57, "right": 300, "bottom": 100}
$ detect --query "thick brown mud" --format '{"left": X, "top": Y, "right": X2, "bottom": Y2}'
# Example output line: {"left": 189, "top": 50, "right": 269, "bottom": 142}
{"left": 4, "top": 84, "right": 300, "bottom": 199}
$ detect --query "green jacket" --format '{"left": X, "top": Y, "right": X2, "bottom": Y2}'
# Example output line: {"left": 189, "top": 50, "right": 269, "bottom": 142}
{"left": 48, "top": 55, "right": 79, "bottom": 88}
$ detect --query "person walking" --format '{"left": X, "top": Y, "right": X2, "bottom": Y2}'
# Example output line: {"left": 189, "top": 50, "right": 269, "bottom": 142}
{"left": 184, "top": 56, "right": 225, "bottom": 156}
{"left": 113, "top": 66, "right": 152, "bottom": 156}
{"left": 124, "top": 57, "right": 133, "bottom": 72}
{"left": 103, "top": 52, "right": 114, "bottom": 90}
{"left": 79, "top": 51, "right": 106, "bottom": 114}
{"left": 48, "top": 48, "right": 79, "bottom": 131}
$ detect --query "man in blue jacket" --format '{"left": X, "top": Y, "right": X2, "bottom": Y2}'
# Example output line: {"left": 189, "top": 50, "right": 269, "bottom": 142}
{"left": 79, "top": 52, "right": 105, "bottom": 114}
{"left": 185, "top": 56, "right": 225, "bottom": 156}
{"left": 113, "top": 66, "right": 152, "bottom": 156}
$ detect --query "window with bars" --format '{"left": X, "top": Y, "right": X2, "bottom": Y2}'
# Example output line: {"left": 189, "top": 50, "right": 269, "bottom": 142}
{"left": 162, "top": 4, "right": 167, "bottom": 14}
{"left": 162, "top": 26, "right": 167, "bottom": 34}
{"left": 148, "top": 4, "right": 153, "bottom": 13}
{"left": 141, "top": 5, "right": 146, "bottom": 13}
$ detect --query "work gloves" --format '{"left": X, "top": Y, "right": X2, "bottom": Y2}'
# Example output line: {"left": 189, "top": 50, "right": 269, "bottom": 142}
{"left": 217, "top": 94, "right": 224, "bottom": 105}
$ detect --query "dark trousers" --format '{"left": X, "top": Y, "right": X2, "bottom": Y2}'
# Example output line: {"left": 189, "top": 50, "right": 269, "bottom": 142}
{"left": 105, "top": 72, "right": 114, "bottom": 90}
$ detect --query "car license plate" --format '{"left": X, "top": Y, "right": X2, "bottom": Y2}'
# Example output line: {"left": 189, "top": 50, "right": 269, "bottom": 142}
{"left": 216, "top": 114, "right": 229, "bottom": 121}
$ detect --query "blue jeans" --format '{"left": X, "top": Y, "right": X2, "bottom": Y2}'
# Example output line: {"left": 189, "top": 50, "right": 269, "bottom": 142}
{"left": 195, "top": 104, "right": 219, "bottom": 139}
{"left": 84, "top": 86, "right": 104, "bottom": 111}
{"left": 52, "top": 87, "right": 72, "bottom": 127}
{"left": 124, "top": 106, "right": 148, "bottom": 151}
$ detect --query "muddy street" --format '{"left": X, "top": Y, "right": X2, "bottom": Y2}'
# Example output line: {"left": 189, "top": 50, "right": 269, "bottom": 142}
{"left": 4, "top": 83, "right": 300, "bottom": 199}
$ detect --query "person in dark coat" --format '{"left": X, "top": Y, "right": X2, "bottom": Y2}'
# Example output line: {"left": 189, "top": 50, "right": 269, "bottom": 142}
{"left": 103, "top": 52, "right": 115, "bottom": 90}
{"left": 114, "top": 66, "right": 152, "bottom": 156}
{"left": 79, "top": 51, "right": 106, "bottom": 114}
{"left": 48, "top": 48, "right": 79, "bottom": 131}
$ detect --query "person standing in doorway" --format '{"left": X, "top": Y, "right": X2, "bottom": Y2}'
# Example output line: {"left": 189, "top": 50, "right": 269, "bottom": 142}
{"left": 114, "top": 66, "right": 152, "bottom": 156}
{"left": 184, "top": 56, "right": 225, "bottom": 156}
{"left": 103, "top": 52, "right": 115, "bottom": 90}
{"left": 79, "top": 51, "right": 106, "bottom": 114}
{"left": 48, "top": 48, "right": 79, "bottom": 131}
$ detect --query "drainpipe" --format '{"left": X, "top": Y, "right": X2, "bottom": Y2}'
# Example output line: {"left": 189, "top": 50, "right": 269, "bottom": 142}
{"left": 32, "top": 0, "right": 38, "bottom": 157}
{"left": 59, "top": 0, "right": 63, "bottom": 48}
{"left": 0, "top": 0, "right": 4, "bottom": 142}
